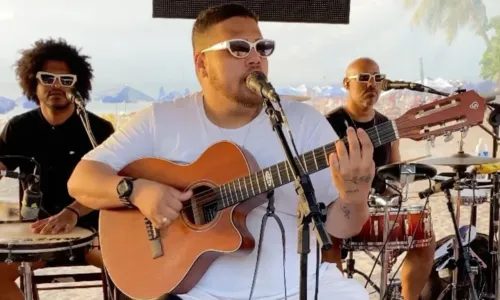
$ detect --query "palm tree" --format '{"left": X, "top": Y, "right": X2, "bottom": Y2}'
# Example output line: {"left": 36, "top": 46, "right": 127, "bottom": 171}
{"left": 480, "top": 17, "right": 500, "bottom": 83}
{"left": 403, "top": 0, "right": 491, "bottom": 47}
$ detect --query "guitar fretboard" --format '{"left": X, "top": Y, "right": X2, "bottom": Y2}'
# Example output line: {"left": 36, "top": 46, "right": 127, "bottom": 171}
{"left": 214, "top": 120, "right": 398, "bottom": 210}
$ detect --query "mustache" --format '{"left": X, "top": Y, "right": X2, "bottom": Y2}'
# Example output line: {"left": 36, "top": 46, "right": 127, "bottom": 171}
{"left": 48, "top": 90, "right": 65, "bottom": 96}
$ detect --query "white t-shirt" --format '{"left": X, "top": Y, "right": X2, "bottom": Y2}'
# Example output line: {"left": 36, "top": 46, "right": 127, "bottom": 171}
{"left": 83, "top": 92, "right": 340, "bottom": 299}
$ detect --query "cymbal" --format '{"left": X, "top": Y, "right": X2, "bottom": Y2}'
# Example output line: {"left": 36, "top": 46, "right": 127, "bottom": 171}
{"left": 279, "top": 94, "right": 311, "bottom": 102}
{"left": 419, "top": 152, "right": 500, "bottom": 166}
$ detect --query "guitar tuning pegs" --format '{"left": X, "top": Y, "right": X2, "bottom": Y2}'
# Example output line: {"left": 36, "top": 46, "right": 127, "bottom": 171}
{"left": 427, "top": 136, "right": 436, "bottom": 148}
{"left": 444, "top": 131, "right": 454, "bottom": 142}
{"left": 460, "top": 127, "right": 469, "bottom": 139}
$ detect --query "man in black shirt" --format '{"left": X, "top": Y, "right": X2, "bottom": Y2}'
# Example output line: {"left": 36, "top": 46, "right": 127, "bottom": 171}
{"left": 0, "top": 38, "right": 114, "bottom": 300}
{"left": 326, "top": 58, "right": 435, "bottom": 300}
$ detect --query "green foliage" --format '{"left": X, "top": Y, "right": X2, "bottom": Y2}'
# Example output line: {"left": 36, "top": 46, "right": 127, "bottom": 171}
{"left": 480, "top": 16, "right": 500, "bottom": 81}
{"left": 403, "top": 0, "right": 489, "bottom": 44}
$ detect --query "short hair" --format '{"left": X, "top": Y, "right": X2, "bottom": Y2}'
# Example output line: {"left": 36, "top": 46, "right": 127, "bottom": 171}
{"left": 14, "top": 38, "right": 93, "bottom": 104}
{"left": 192, "top": 3, "right": 258, "bottom": 52}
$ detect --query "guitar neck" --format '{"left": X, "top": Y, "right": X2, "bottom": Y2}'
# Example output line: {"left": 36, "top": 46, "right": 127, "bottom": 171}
{"left": 217, "top": 120, "right": 398, "bottom": 209}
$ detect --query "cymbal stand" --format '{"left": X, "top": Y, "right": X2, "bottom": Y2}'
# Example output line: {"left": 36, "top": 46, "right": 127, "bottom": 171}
{"left": 437, "top": 165, "right": 479, "bottom": 300}
{"left": 478, "top": 102, "right": 500, "bottom": 299}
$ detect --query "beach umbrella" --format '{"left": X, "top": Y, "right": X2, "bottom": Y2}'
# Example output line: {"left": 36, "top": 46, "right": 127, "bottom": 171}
{"left": 0, "top": 97, "right": 16, "bottom": 114}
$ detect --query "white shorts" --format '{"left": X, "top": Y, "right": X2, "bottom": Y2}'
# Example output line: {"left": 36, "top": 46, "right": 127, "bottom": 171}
{"left": 177, "top": 263, "right": 369, "bottom": 300}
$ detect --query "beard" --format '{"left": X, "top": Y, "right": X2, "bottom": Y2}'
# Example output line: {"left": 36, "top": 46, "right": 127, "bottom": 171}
{"left": 42, "top": 95, "right": 72, "bottom": 111}
{"left": 209, "top": 72, "right": 263, "bottom": 108}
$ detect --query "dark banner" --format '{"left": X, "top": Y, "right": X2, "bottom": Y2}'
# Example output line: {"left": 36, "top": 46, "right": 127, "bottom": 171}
{"left": 152, "top": 0, "right": 351, "bottom": 24}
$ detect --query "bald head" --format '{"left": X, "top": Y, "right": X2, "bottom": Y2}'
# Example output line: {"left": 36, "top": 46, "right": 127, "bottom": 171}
{"left": 345, "top": 57, "right": 380, "bottom": 77}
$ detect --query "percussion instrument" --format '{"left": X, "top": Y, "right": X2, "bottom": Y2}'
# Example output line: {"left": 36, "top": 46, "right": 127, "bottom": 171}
{"left": 419, "top": 152, "right": 500, "bottom": 167}
{"left": 0, "top": 221, "right": 96, "bottom": 263}
{"left": 420, "top": 233, "right": 493, "bottom": 300}
{"left": 344, "top": 205, "right": 433, "bottom": 251}
{"left": 0, "top": 221, "right": 96, "bottom": 300}
{"left": 433, "top": 173, "right": 492, "bottom": 206}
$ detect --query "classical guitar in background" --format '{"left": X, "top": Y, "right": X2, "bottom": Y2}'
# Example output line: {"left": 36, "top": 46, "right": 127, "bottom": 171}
{"left": 98, "top": 91, "right": 487, "bottom": 300}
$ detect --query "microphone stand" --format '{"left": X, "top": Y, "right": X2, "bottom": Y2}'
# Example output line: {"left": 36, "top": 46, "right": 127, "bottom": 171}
{"left": 74, "top": 99, "right": 98, "bottom": 148}
{"left": 261, "top": 96, "right": 332, "bottom": 300}
{"left": 477, "top": 103, "right": 500, "bottom": 299}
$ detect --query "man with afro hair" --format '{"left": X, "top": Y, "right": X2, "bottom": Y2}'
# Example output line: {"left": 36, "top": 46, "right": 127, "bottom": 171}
{"left": 0, "top": 38, "right": 114, "bottom": 300}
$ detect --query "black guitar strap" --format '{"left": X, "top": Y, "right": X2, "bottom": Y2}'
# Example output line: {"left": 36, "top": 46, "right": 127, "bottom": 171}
{"left": 248, "top": 190, "right": 288, "bottom": 300}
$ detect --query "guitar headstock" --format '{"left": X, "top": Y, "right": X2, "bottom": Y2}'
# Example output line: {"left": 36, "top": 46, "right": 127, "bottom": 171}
{"left": 395, "top": 90, "right": 486, "bottom": 141}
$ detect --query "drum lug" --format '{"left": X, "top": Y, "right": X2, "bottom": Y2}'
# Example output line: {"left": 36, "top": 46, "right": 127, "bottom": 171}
{"left": 68, "top": 243, "right": 75, "bottom": 262}
{"left": 5, "top": 243, "right": 13, "bottom": 264}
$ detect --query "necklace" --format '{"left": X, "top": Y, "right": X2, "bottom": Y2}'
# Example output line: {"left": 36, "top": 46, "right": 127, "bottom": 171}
{"left": 343, "top": 106, "right": 377, "bottom": 131}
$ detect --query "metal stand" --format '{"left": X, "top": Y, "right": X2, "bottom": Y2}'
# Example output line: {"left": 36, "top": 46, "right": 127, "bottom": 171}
{"left": 261, "top": 97, "right": 331, "bottom": 300}
{"left": 19, "top": 262, "right": 34, "bottom": 300}
{"left": 437, "top": 167, "right": 479, "bottom": 300}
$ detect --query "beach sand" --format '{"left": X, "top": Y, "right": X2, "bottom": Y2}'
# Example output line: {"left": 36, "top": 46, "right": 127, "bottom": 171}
{"left": 0, "top": 123, "right": 496, "bottom": 300}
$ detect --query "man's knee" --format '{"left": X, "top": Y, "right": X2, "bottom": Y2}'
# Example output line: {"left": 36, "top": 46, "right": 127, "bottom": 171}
{"left": 0, "top": 261, "right": 44, "bottom": 281}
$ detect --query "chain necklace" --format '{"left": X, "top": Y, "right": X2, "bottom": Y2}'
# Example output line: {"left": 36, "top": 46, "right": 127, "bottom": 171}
{"left": 342, "top": 106, "right": 377, "bottom": 131}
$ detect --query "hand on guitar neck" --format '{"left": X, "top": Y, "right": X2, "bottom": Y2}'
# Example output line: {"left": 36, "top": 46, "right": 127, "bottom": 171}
{"left": 130, "top": 179, "right": 193, "bottom": 229}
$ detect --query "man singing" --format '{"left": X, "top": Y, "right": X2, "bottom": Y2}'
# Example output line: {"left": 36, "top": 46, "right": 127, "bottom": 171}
{"left": 68, "top": 4, "right": 373, "bottom": 300}
{"left": 0, "top": 38, "right": 114, "bottom": 300}
{"left": 326, "top": 57, "right": 436, "bottom": 300}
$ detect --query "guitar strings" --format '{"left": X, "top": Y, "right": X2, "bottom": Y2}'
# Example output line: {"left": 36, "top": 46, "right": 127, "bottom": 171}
{"left": 180, "top": 118, "right": 453, "bottom": 219}
{"left": 182, "top": 121, "right": 416, "bottom": 214}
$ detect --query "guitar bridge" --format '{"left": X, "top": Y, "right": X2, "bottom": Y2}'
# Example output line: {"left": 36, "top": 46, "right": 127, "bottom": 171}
{"left": 145, "top": 218, "right": 163, "bottom": 259}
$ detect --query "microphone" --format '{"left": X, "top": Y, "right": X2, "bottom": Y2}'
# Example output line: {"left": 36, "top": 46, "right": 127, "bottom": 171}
{"left": 418, "top": 177, "right": 456, "bottom": 199}
{"left": 0, "top": 170, "right": 28, "bottom": 180}
{"left": 66, "top": 90, "right": 85, "bottom": 108}
{"left": 20, "top": 176, "right": 42, "bottom": 221}
{"left": 381, "top": 79, "right": 433, "bottom": 93}
{"left": 245, "top": 71, "right": 280, "bottom": 102}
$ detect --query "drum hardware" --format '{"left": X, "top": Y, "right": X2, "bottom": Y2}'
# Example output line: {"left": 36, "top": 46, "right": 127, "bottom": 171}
{"left": 439, "top": 172, "right": 480, "bottom": 300}
{"left": 0, "top": 221, "right": 96, "bottom": 300}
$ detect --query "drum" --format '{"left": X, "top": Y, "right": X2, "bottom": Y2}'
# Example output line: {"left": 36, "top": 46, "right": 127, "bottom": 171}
{"left": 433, "top": 173, "right": 491, "bottom": 206}
{"left": 344, "top": 205, "right": 433, "bottom": 251}
{"left": 0, "top": 221, "right": 96, "bottom": 263}
{"left": 420, "top": 233, "right": 493, "bottom": 300}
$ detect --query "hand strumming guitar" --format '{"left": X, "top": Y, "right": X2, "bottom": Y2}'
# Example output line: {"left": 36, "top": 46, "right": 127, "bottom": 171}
{"left": 131, "top": 179, "right": 193, "bottom": 229}
{"left": 329, "top": 127, "right": 375, "bottom": 203}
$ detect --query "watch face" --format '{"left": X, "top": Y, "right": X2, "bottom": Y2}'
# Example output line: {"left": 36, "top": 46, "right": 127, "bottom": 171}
{"left": 117, "top": 180, "right": 129, "bottom": 196}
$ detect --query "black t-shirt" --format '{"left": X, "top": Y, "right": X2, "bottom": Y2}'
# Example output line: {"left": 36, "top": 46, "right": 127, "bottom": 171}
{"left": 326, "top": 107, "right": 392, "bottom": 193}
{"left": 0, "top": 107, "right": 114, "bottom": 230}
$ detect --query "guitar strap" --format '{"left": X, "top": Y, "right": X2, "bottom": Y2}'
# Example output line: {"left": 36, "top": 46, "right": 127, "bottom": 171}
{"left": 248, "top": 190, "right": 288, "bottom": 300}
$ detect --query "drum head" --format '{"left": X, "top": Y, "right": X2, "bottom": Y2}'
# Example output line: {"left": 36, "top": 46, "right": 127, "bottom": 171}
{"left": 420, "top": 233, "right": 493, "bottom": 300}
{"left": 0, "top": 222, "right": 95, "bottom": 252}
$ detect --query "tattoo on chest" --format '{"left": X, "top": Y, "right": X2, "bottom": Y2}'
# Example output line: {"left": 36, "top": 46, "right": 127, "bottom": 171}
{"left": 340, "top": 204, "right": 350, "bottom": 219}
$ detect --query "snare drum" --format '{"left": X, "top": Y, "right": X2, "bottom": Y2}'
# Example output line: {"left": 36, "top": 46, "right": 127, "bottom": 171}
{"left": 345, "top": 205, "right": 433, "bottom": 251}
{"left": 0, "top": 221, "right": 96, "bottom": 263}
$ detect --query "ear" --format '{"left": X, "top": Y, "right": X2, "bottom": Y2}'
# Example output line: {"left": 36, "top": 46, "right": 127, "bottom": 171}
{"left": 194, "top": 52, "right": 207, "bottom": 78}
{"left": 343, "top": 78, "right": 349, "bottom": 89}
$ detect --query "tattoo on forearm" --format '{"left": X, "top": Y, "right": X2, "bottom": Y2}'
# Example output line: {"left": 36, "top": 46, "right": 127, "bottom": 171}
{"left": 345, "top": 176, "right": 372, "bottom": 184}
{"left": 341, "top": 204, "right": 350, "bottom": 219}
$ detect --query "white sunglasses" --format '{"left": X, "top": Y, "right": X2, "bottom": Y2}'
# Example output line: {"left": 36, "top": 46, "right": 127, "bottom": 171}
{"left": 347, "top": 73, "right": 386, "bottom": 83}
{"left": 201, "top": 39, "right": 275, "bottom": 58}
{"left": 36, "top": 71, "right": 77, "bottom": 87}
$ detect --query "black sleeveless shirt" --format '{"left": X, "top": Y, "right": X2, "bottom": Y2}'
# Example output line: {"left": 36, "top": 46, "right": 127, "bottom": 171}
{"left": 326, "top": 107, "right": 392, "bottom": 193}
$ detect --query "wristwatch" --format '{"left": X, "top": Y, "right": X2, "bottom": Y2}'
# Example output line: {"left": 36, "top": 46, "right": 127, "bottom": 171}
{"left": 117, "top": 177, "right": 137, "bottom": 208}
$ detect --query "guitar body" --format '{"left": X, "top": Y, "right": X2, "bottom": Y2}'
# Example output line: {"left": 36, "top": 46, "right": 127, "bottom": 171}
{"left": 99, "top": 141, "right": 266, "bottom": 299}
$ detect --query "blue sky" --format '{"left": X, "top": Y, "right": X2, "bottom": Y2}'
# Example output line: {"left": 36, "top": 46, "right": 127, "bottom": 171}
{"left": 0, "top": 0, "right": 499, "bottom": 99}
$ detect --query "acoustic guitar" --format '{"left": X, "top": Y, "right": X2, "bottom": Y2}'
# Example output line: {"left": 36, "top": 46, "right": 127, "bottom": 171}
{"left": 99, "top": 91, "right": 486, "bottom": 299}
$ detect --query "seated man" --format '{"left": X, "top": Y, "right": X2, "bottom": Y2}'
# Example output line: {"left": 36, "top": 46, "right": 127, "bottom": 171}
{"left": 326, "top": 57, "right": 436, "bottom": 300}
{"left": 67, "top": 4, "right": 373, "bottom": 300}
{"left": 0, "top": 38, "right": 114, "bottom": 300}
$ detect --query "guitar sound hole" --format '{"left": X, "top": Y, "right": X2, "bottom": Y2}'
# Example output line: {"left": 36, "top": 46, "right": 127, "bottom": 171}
{"left": 183, "top": 185, "right": 219, "bottom": 225}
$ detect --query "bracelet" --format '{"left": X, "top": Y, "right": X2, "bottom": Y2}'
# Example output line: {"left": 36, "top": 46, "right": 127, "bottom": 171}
{"left": 64, "top": 207, "right": 80, "bottom": 219}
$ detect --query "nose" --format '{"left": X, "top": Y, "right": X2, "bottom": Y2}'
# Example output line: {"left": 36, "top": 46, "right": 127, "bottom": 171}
{"left": 246, "top": 48, "right": 262, "bottom": 67}
{"left": 367, "top": 77, "right": 376, "bottom": 88}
